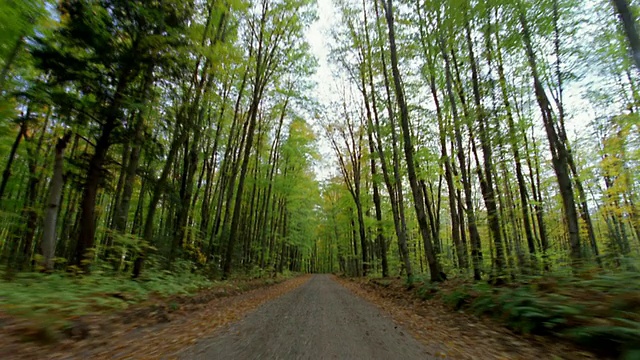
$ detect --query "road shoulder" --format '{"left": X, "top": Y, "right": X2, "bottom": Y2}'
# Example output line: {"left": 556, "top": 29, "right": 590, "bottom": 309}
{"left": 0, "top": 275, "right": 311, "bottom": 360}
{"left": 335, "top": 276, "right": 598, "bottom": 360}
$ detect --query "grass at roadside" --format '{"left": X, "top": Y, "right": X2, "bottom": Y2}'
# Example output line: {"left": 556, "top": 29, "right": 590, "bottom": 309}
{"left": 403, "top": 270, "right": 640, "bottom": 359}
{"left": 0, "top": 262, "right": 298, "bottom": 343}
{"left": 0, "top": 269, "right": 210, "bottom": 319}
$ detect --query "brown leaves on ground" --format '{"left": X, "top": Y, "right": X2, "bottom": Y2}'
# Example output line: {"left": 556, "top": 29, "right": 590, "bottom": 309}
{"left": 335, "top": 276, "right": 599, "bottom": 360}
{"left": 0, "top": 275, "right": 311, "bottom": 360}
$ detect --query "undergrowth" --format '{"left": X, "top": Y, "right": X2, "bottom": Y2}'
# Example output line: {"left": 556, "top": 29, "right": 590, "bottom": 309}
{"left": 427, "top": 270, "right": 640, "bottom": 358}
{"left": 0, "top": 261, "right": 213, "bottom": 322}
{"left": 0, "top": 258, "right": 293, "bottom": 336}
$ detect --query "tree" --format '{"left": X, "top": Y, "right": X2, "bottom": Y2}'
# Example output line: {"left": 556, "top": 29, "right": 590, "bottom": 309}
{"left": 611, "top": 0, "right": 640, "bottom": 71}
{"left": 32, "top": 0, "right": 192, "bottom": 271}
{"left": 381, "top": 0, "right": 444, "bottom": 282}
{"left": 40, "top": 132, "right": 72, "bottom": 271}
{"left": 324, "top": 95, "right": 369, "bottom": 276}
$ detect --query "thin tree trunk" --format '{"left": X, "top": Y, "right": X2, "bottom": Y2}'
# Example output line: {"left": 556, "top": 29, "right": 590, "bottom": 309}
{"left": 113, "top": 65, "right": 154, "bottom": 236}
{"left": 382, "top": 0, "right": 443, "bottom": 282}
{"left": 493, "top": 24, "right": 538, "bottom": 271}
{"left": 611, "top": 0, "right": 640, "bottom": 72}
{"left": 40, "top": 132, "right": 72, "bottom": 271}
{"left": 413, "top": 4, "right": 465, "bottom": 271}
{"left": 0, "top": 119, "right": 27, "bottom": 201}
{"left": 463, "top": 13, "right": 505, "bottom": 277}
{"left": 133, "top": 121, "right": 188, "bottom": 277}
{"left": 223, "top": 67, "right": 268, "bottom": 277}
{"left": 369, "top": 0, "right": 413, "bottom": 282}
{"left": 439, "top": 35, "right": 482, "bottom": 280}
{"left": 519, "top": 9, "right": 582, "bottom": 266}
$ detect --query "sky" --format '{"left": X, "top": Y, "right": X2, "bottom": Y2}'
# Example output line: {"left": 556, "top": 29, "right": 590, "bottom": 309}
{"left": 305, "top": 0, "right": 340, "bottom": 182}
{"left": 306, "top": 0, "right": 337, "bottom": 102}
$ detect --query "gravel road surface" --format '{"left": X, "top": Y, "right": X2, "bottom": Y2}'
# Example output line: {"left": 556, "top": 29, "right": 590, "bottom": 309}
{"left": 180, "top": 274, "right": 434, "bottom": 360}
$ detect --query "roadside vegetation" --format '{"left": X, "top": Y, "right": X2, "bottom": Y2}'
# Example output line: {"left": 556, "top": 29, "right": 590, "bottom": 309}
{"left": 1, "top": 0, "right": 640, "bottom": 357}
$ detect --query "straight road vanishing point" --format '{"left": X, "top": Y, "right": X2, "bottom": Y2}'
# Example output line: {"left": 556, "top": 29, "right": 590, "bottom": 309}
{"left": 180, "top": 274, "right": 435, "bottom": 360}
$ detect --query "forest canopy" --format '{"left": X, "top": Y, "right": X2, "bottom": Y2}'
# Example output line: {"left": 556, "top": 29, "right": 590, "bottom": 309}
{"left": 0, "top": 0, "right": 639, "bottom": 285}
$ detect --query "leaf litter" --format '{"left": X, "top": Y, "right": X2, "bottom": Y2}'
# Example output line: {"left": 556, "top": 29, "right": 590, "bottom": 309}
{"left": 0, "top": 275, "right": 311, "bottom": 359}
{"left": 335, "top": 276, "right": 600, "bottom": 360}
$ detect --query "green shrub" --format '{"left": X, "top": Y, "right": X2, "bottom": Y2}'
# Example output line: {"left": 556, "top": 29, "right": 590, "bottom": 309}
{"left": 564, "top": 324, "right": 640, "bottom": 356}
{"left": 437, "top": 270, "right": 640, "bottom": 358}
{"left": 442, "top": 289, "right": 473, "bottom": 310}
{"left": 0, "top": 262, "right": 212, "bottom": 321}
{"left": 416, "top": 282, "right": 439, "bottom": 300}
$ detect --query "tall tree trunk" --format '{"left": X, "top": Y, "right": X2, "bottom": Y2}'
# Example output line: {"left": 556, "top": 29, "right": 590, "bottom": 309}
{"left": 108, "top": 140, "right": 130, "bottom": 239}
{"left": 75, "top": 67, "right": 133, "bottom": 272}
{"left": 519, "top": 9, "right": 582, "bottom": 265}
{"left": 20, "top": 141, "right": 42, "bottom": 270}
{"left": 222, "top": 71, "right": 267, "bottom": 277}
{"left": 26, "top": 107, "right": 53, "bottom": 264}
{"left": 0, "top": 119, "right": 27, "bottom": 201}
{"left": 113, "top": 130, "right": 143, "bottom": 233}
{"left": 356, "top": 8, "right": 388, "bottom": 276}
{"left": 113, "top": 65, "right": 154, "bottom": 237}
{"left": 493, "top": 25, "right": 538, "bottom": 271}
{"left": 611, "top": 0, "right": 640, "bottom": 72}
{"left": 172, "top": 116, "right": 202, "bottom": 263}
{"left": 259, "top": 98, "right": 287, "bottom": 268}
{"left": 382, "top": 0, "right": 443, "bottom": 282}
{"left": 326, "top": 101, "right": 367, "bottom": 276}
{"left": 439, "top": 36, "right": 483, "bottom": 280}
{"left": 550, "top": 1, "right": 602, "bottom": 266}
{"left": 40, "top": 132, "right": 72, "bottom": 271}
{"left": 133, "top": 121, "right": 188, "bottom": 277}
{"left": 463, "top": 14, "right": 505, "bottom": 277}
{"left": 370, "top": 0, "right": 413, "bottom": 282}
{"left": 200, "top": 80, "right": 231, "bottom": 239}
{"left": 414, "top": 4, "right": 467, "bottom": 271}
{"left": 74, "top": 122, "right": 115, "bottom": 270}
{"left": 355, "top": 196, "right": 368, "bottom": 276}
{"left": 209, "top": 71, "right": 248, "bottom": 259}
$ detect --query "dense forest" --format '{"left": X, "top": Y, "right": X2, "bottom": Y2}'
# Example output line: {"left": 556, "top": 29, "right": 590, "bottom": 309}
{"left": 1, "top": 0, "right": 319, "bottom": 279}
{"left": 317, "top": 0, "right": 640, "bottom": 283}
{"left": 1, "top": 0, "right": 639, "bottom": 285}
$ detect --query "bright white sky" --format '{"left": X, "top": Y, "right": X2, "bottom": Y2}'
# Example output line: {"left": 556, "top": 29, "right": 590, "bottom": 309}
{"left": 305, "top": 0, "right": 341, "bottom": 182}
{"left": 306, "top": 0, "right": 337, "bottom": 102}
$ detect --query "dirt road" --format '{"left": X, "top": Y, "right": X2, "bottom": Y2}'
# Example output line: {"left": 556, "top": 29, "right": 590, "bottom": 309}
{"left": 180, "top": 274, "right": 435, "bottom": 360}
